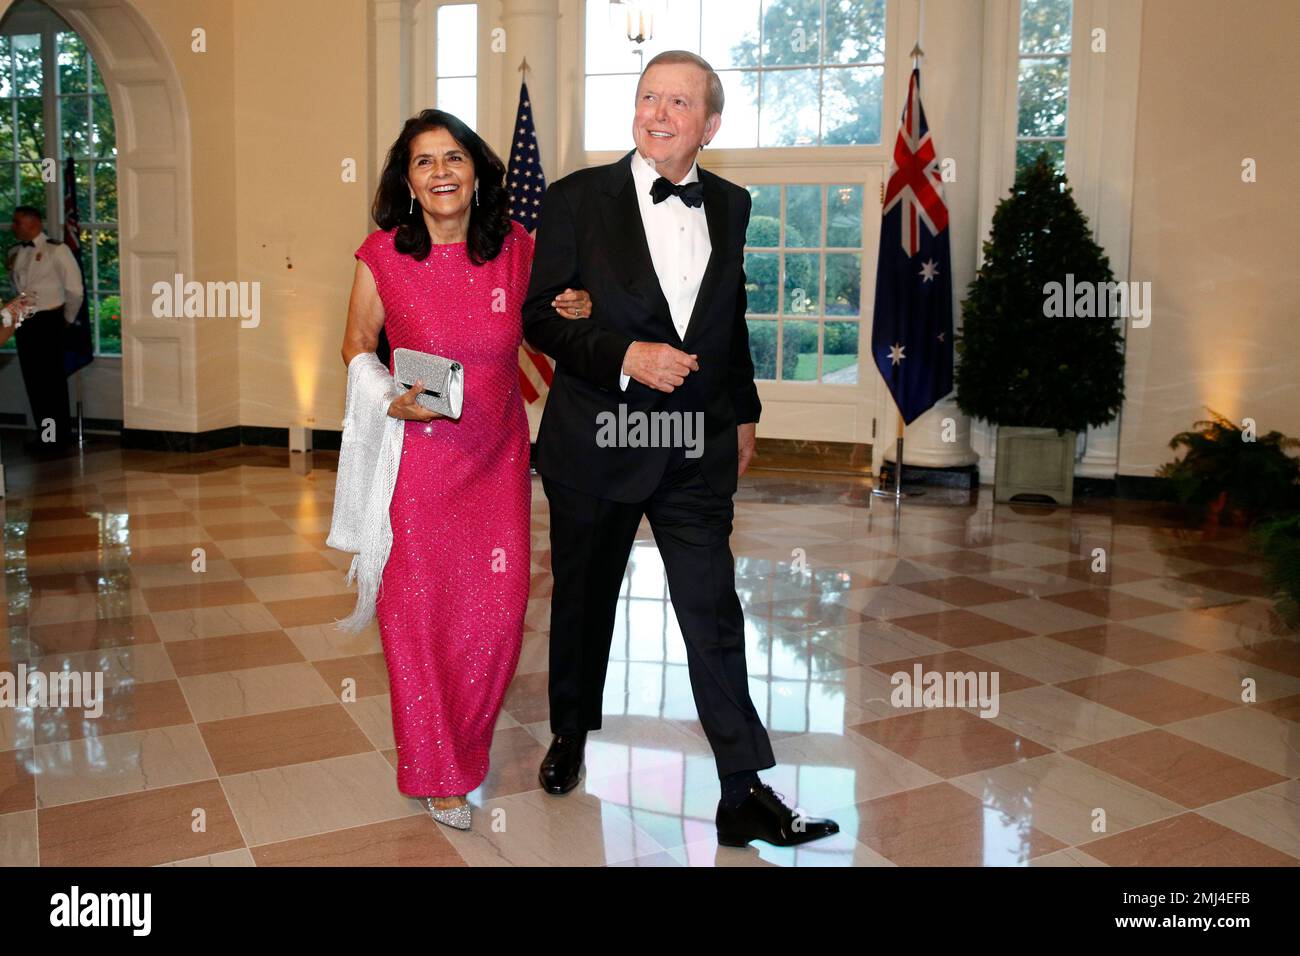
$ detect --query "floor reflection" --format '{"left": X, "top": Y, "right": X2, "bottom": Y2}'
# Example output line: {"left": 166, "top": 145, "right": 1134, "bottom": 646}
{"left": 1, "top": 439, "right": 1297, "bottom": 866}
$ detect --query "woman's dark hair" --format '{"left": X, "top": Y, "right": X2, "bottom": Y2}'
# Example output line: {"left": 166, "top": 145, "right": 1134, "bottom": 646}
{"left": 372, "top": 109, "right": 511, "bottom": 265}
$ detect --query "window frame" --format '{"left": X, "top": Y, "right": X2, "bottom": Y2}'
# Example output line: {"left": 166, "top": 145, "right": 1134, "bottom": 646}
{"left": 679, "top": 160, "right": 884, "bottom": 419}
{"left": 0, "top": 20, "right": 119, "bottom": 357}
{"left": 1013, "top": 0, "right": 1072, "bottom": 175}
{"left": 742, "top": 181, "right": 870, "bottom": 387}
{"left": 578, "top": 0, "right": 890, "bottom": 168}
{"left": 412, "top": 0, "right": 482, "bottom": 130}
{"left": 566, "top": 0, "right": 898, "bottom": 439}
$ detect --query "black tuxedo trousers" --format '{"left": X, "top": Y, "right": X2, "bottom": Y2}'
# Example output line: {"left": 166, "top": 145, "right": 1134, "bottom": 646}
{"left": 525, "top": 151, "right": 774, "bottom": 780}
{"left": 15, "top": 307, "right": 72, "bottom": 445}
{"left": 542, "top": 448, "right": 776, "bottom": 779}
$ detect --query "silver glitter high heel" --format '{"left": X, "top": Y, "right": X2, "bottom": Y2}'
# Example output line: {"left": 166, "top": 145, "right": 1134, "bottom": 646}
{"left": 422, "top": 797, "right": 471, "bottom": 831}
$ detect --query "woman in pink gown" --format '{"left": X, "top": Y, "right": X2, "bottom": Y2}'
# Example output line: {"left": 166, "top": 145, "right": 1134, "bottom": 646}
{"left": 339, "top": 109, "right": 591, "bottom": 831}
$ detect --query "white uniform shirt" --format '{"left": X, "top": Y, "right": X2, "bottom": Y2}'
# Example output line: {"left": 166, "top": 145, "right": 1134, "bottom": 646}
{"left": 618, "top": 150, "right": 711, "bottom": 390}
{"left": 9, "top": 232, "right": 85, "bottom": 324}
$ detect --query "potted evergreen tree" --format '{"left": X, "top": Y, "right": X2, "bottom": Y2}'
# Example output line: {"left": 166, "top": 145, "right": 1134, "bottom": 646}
{"left": 955, "top": 153, "right": 1125, "bottom": 504}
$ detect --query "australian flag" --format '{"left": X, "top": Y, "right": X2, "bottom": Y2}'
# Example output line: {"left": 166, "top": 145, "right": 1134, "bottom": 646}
{"left": 871, "top": 67, "right": 952, "bottom": 425}
{"left": 62, "top": 156, "right": 94, "bottom": 376}
{"left": 507, "top": 79, "right": 554, "bottom": 403}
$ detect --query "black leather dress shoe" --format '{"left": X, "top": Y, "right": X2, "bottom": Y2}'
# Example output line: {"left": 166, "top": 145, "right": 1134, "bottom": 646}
{"left": 716, "top": 782, "right": 840, "bottom": 847}
{"left": 538, "top": 732, "right": 586, "bottom": 795}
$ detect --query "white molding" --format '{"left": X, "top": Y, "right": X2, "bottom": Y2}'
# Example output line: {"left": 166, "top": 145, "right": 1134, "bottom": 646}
{"left": 971, "top": 0, "right": 1143, "bottom": 483}
{"left": 971, "top": 0, "right": 1018, "bottom": 483}
{"left": 403, "top": 1, "right": 542, "bottom": 172}
{"left": 0, "top": 0, "right": 199, "bottom": 432}
{"left": 975, "top": 0, "right": 1020, "bottom": 267}
{"left": 496, "top": 0, "right": 561, "bottom": 174}
{"left": 413, "top": 0, "right": 494, "bottom": 126}
{"left": 372, "top": 0, "right": 418, "bottom": 194}
{"left": 1077, "top": 0, "right": 1143, "bottom": 478}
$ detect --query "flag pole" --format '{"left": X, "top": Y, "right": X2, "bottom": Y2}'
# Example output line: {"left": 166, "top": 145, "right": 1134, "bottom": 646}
{"left": 872, "top": 11, "right": 927, "bottom": 503}
{"left": 914, "top": 0, "right": 926, "bottom": 66}
{"left": 75, "top": 374, "right": 84, "bottom": 450}
{"left": 872, "top": 407, "right": 923, "bottom": 500}
{"left": 895, "top": 409, "right": 905, "bottom": 501}
{"left": 900, "top": 5, "right": 923, "bottom": 498}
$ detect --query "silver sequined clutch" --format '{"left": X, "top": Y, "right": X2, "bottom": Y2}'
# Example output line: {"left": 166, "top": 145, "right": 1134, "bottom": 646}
{"left": 392, "top": 347, "right": 464, "bottom": 420}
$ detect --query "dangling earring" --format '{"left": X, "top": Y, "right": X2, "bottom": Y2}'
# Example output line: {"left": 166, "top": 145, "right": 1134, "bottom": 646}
{"left": 474, "top": 181, "right": 480, "bottom": 207}
{"left": 408, "top": 194, "right": 415, "bottom": 214}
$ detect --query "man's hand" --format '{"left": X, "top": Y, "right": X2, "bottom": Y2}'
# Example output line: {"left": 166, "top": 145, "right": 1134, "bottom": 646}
{"left": 737, "top": 422, "right": 756, "bottom": 476}
{"left": 622, "top": 342, "right": 700, "bottom": 393}
{"left": 552, "top": 287, "right": 592, "bottom": 319}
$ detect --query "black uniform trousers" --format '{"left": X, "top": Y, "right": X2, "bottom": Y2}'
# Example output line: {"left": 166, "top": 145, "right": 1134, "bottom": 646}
{"left": 14, "top": 307, "right": 71, "bottom": 445}
{"left": 541, "top": 447, "right": 776, "bottom": 779}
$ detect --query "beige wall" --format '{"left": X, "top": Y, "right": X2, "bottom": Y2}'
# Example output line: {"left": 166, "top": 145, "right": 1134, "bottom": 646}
{"left": 133, "top": 0, "right": 369, "bottom": 433}
{"left": 232, "top": 0, "right": 371, "bottom": 431}
{"left": 4, "top": 0, "right": 1297, "bottom": 475}
{"left": 1120, "top": 0, "right": 1300, "bottom": 475}
{"left": 133, "top": 0, "right": 240, "bottom": 430}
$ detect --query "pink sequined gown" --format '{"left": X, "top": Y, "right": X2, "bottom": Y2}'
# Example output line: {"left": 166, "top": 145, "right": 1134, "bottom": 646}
{"left": 354, "top": 221, "right": 533, "bottom": 797}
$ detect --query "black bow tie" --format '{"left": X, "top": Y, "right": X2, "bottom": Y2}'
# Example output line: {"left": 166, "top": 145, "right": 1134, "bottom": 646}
{"left": 650, "top": 177, "right": 704, "bottom": 208}
{"left": 18, "top": 240, "right": 34, "bottom": 247}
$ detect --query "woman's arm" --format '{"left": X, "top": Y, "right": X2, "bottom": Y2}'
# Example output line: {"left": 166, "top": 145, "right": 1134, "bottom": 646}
{"left": 341, "top": 260, "right": 384, "bottom": 367}
{"left": 341, "top": 258, "right": 439, "bottom": 422}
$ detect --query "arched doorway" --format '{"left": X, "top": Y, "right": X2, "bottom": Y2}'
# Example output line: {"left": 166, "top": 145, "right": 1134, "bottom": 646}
{"left": 0, "top": 0, "right": 194, "bottom": 443}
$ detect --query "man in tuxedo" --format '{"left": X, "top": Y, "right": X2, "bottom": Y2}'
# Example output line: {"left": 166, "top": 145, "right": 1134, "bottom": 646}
{"left": 522, "top": 51, "right": 838, "bottom": 847}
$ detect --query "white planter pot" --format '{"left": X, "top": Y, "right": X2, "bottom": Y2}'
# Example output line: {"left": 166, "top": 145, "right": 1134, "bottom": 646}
{"left": 994, "top": 426, "right": 1076, "bottom": 504}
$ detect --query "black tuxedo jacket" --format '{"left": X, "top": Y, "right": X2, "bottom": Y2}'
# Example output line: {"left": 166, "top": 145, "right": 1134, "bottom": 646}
{"left": 523, "top": 150, "right": 761, "bottom": 503}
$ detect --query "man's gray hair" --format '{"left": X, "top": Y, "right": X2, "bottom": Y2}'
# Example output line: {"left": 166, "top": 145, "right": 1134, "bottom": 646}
{"left": 639, "top": 50, "right": 725, "bottom": 117}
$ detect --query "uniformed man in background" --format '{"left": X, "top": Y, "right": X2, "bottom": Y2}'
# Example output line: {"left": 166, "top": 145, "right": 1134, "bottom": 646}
{"left": 7, "top": 205, "right": 83, "bottom": 455}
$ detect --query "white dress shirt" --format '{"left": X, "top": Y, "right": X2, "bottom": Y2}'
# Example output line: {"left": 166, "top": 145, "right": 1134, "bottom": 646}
{"left": 9, "top": 232, "right": 85, "bottom": 324}
{"left": 619, "top": 150, "right": 711, "bottom": 390}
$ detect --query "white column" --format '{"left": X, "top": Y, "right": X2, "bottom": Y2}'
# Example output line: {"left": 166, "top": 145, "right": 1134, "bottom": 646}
{"left": 881, "top": 399, "right": 980, "bottom": 469}
{"left": 498, "top": 0, "right": 560, "bottom": 441}
{"left": 372, "top": 0, "right": 417, "bottom": 189}
{"left": 497, "top": 0, "right": 560, "bottom": 177}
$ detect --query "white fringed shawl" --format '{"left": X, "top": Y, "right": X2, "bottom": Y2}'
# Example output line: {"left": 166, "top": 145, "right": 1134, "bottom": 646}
{"left": 327, "top": 351, "right": 406, "bottom": 632}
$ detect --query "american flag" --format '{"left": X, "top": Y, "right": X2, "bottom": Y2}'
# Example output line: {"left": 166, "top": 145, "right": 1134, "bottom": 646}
{"left": 62, "top": 156, "right": 94, "bottom": 376}
{"left": 507, "top": 80, "right": 553, "bottom": 404}
{"left": 870, "top": 66, "right": 953, "bottom": 425}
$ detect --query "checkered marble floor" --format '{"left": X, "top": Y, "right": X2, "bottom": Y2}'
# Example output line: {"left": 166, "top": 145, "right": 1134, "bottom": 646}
{"left": 1, "top": 437, "right": 1298, "bottom": 867}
